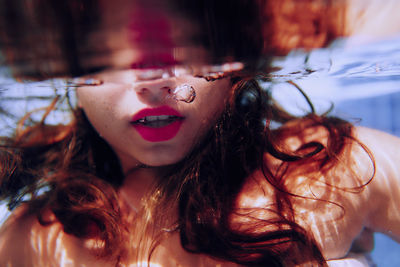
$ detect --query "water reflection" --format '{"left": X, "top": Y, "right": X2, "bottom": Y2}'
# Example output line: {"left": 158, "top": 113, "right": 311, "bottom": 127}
{"left": 268, "top": 34, "right": 400, "bottom": 114}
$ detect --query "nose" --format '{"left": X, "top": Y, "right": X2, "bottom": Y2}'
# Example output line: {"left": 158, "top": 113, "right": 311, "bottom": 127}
{"left": 133, "top": 79, "right": 175, "bottom": 105}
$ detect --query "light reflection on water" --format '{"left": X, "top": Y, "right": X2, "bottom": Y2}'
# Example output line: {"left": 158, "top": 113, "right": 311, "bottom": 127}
{"left": 270, "top": 34, "right": 400, "bottom": 102}
{"left": 1, "top": 34, "right": 400, "bottom": 265}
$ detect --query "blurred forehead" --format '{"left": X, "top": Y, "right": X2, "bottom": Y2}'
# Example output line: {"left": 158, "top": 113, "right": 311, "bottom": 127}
{"left": 1, "top": 0, "right": 348, "bottom": 80}
{"left": 0, "top": 0, "right": 265, "bottom": 79}
{"left": 88, "top": 0, "right": 212, "bottom": 70}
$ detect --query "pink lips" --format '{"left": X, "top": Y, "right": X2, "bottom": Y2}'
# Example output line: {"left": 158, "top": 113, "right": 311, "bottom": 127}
{"left": 131, "top": 106, "right": 184, "bottom": 142}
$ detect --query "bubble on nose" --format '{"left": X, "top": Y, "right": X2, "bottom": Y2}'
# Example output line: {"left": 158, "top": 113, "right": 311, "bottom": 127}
{"left": 172, "top": 84, "right": 196, "bottom": 103}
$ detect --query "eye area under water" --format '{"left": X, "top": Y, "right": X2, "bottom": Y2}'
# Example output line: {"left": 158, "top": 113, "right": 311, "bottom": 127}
{"left": 68, "top": 62, "right": 245, "bottom": 87}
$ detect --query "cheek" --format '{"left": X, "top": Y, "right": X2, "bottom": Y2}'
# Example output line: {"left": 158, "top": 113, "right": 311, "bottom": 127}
{"left": 195, "top": 79, "right": 231, "bottom": 119}
{"left": 185, "top": 79, "right": 231, "bottom": 141}
{"left": 77, "top": 84, "right": 126, "bottom": 115}
{"left": 76, "top": 87, "right": 122, "bottom": 132}
{"left": 77, "top": 87, "right": 103, "bottom": 111}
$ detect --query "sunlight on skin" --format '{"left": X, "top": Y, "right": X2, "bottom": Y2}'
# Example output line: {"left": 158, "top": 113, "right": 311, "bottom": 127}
{"left": 30, "top": 219, "right": 73, "bottom": 267}
{"left": 59, "top": 249, "right": 75, "bottom": 267}
{"left": 355, "top": 128, "right": 400, "bottom": 240}
{"left": 375, "top": 152, "right": 400, "bottom": 238}
{"left": 0, "top": 208, "right": 109, "bottom": 267}
{"left": 125, "top": 262, "right": 162, "bottom": 267}
{"left": 232, "top": 126, "right": 400, "bottom": 263}
{"left": 289, "top": 129, "right": 378, "bottom": 259}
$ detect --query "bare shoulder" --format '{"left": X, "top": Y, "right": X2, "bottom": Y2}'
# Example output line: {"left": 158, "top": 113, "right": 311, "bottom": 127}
{"left": 353, "top": 126, "right": 400, "bottom": 147}
{"left": 0, "top": 206, "right": 109, "bottom": 267}
{"left": 233, "top": 126, "right": 400, "bottom": 259}
{"left": 351, "top": 126, "right": 400, "bottom": 197}
{"left": 0, "top": 207, "right": 48, "bottom": 266}
{"left": 352, "top": 126, "right": 400, "bottom": 241}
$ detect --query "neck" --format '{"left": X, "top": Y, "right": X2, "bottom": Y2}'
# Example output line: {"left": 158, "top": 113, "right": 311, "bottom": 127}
{"left": 119, "top": 165, "right": 162, "bottom": 212}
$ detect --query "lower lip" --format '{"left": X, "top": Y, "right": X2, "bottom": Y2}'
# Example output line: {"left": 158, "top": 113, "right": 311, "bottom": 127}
{"left": 132, "top": 120, "right": 183, "bottom": 142}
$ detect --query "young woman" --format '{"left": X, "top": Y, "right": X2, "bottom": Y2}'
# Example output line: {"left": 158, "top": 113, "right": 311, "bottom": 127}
{"left": 0, "top": 0, "right": 399, "bottom": 266}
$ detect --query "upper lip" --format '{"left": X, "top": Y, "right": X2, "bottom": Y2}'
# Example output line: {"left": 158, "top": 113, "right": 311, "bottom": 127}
{"left": 131, "top": 106, "right": 184, "bottom": 123}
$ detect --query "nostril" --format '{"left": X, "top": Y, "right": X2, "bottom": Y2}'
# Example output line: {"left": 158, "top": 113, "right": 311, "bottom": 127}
{"left": 161, "top": 86, "right": 172, "bottom": 93}
{"left": 135, "top": 87, "right": 148, "bottom": 94}
{"left": 134, "top": 85, "right": 176, "bottom": 104}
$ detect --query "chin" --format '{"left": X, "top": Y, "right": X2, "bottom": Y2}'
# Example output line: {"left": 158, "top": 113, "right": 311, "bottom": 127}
{"left": 142, "top": 157, "right": 183, "bottom": 167}
{"left": 139, "top": 153, "right": 186, "bottom": 167}
{"left": 140, "top": 143, "right": 194, "bottom": 167}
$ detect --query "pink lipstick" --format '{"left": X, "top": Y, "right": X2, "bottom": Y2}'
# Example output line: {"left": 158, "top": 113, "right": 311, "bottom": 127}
{"left": 131, "top": 106, "right": 184, "bottom": 142}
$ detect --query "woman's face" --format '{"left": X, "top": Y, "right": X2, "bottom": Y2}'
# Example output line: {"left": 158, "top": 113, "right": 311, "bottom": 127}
{"left": 77, "top": 71, "right": 231, "bottom": 172}
{"left": 76, "top": 3, "right": 239, "bottom": 172}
